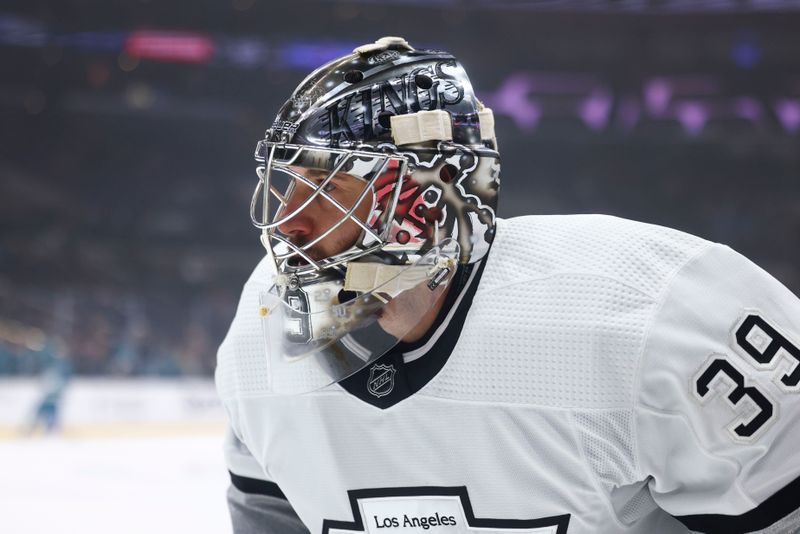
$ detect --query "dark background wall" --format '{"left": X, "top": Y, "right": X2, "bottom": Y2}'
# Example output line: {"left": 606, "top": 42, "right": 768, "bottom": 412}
{"left": 1, "top": 0, "right": 799, "bottom": 376}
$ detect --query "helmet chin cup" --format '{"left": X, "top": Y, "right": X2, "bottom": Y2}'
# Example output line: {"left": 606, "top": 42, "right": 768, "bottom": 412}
{"left": 257, "top": 239, "right": 460, "bottom": 394}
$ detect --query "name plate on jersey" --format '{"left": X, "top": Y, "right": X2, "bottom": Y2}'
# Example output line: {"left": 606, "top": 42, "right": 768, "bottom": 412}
{"left": 323, "top": 487, "right": 570, "bottom": 534}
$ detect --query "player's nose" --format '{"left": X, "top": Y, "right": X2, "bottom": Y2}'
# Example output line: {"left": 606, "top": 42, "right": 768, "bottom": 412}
{"left": 276, "top": 183, "right": 314, "bottom": 239}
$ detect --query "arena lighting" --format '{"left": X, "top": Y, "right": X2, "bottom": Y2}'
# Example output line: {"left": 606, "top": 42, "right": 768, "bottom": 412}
{"left": 281, "top": 39, "right": 440, "bottom": 68}
{"left": 775, "top": 99, "right": 800, "bottom": 133}
{"left": 0, "top": 14, "right": 47, "bottom": 47}
{"left": 320, "top": 0, "right": 800, "bottom": 11}
{"left": 281, "top": 41, "right": 360, "bottom": 69}
{"left": 481, "top": 72, "right": 800, "bottom": 135}
{"left": 55, "top": 32, "right": 123, "bottom": 51}
{"left": 125, "top": 31, "right": 215, "bottom": 64}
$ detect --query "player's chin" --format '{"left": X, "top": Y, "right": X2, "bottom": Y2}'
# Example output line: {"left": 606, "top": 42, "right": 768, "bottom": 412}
{"left": 314, "top": 239, "right": 358, "bottom": 262}
{"left": 287, "top": 247, "right": 331, "bottom": 266}
{"left": 288, "top": 236, "right": 358, "bottom": 267}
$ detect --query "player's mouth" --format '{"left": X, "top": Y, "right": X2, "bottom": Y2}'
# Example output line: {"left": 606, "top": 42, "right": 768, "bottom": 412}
{"left": 288, "top": 257, "right": 310, "bottom": 267}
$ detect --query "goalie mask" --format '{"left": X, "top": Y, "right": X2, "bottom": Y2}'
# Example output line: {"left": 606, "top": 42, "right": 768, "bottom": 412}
{"left": 251, "top": 37, "right": 500, "bottom": 394}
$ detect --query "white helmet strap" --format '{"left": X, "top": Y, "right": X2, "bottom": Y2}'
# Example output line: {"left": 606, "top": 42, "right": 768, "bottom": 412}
{"left": 344, "top": 258, "right": 455, "bottom": 300}
{"left": 389, "top": 109, "right": 497, "bottom": 147}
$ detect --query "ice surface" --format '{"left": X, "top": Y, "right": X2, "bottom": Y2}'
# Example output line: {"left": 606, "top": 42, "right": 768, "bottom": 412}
{"left": 0, "top": 434, "right": 232, "bottom": 534}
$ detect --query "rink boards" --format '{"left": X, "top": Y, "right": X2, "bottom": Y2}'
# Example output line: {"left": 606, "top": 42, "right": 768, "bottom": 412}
{"left": 0, "top": 378, "right": 225, "bottom": 439}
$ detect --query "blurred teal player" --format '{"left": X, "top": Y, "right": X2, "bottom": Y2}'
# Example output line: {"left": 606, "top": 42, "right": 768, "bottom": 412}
{"left": 26, "top": 342, "right": 71, "bottom": 435}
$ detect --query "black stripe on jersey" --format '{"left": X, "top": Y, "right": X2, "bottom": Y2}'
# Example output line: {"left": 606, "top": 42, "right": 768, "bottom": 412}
{"left": 321, "top": 486, "right": 570, "bottom": 534}
{"left": 675, "top": 474, "right": 800, "bottom": 533}
{"left": 229, "top": 471, "right": 287, "bottom": 500}
{"left": 337, "top": 257, "right": 487, "bottom": 410}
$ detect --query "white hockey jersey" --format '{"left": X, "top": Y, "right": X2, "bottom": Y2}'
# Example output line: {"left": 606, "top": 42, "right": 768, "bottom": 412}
{"left": 215, "top": 215, "right": 800, "bottom": 534}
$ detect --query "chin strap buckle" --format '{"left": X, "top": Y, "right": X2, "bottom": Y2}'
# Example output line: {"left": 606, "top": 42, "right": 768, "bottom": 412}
{"left": 427, "top": 257, "right": 455, "bottom": 291}
{"left": 427, "top": 266, "right": 450, "bottom": 291}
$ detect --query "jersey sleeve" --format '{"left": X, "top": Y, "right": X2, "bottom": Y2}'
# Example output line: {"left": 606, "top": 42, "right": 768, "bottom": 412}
{"left": 216, "top": 256, "right": 308, "bottom": 534}
{"left": 636, "top": 242, "right": 800, "bottom": 534}
{"left": 223, "top": 426, "right": 309, "bottom": 534}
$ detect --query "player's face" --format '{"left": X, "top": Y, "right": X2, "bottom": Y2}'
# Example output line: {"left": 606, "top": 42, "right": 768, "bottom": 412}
{"left": 277, "top": 166, "right": 373, "bottom": 263}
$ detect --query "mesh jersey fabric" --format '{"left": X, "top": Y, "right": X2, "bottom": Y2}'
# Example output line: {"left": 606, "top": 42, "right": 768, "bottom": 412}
{"left": 216, "top": 214, "right": 799, "bottom": 534}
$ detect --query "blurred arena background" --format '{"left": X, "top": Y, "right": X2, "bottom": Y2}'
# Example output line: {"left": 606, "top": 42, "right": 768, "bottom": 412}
{"left": 1, "top": 1, "right": 799, "bottom": 532}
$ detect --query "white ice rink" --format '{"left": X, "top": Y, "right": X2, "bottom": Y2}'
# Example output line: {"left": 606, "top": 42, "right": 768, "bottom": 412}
{"left": 0, "top": 434, "right": 233, "bottom": 534}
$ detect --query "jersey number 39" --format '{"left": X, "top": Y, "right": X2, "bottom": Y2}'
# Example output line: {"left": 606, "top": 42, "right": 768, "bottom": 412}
{"left": 694, "top": 313, "right": 800, "bottom": 442}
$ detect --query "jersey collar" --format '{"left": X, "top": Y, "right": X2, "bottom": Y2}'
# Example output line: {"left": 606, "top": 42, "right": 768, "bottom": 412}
{"left": 336, "top": 257, "right": 487, "bottom": 409}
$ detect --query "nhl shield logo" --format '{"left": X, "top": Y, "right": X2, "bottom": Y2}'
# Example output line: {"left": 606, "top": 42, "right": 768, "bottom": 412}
{"left": 367, "top": 364, "right": 396, "bottom": 398}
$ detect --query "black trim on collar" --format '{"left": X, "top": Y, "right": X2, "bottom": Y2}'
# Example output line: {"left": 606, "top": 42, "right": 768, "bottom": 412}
{"left": 229, "top": 471, "right": 288, "bottom": 500}
{"left": 337, "top": 258, "right": 487, "bottom": 409}
{"left": 674, "top": 473, "right": 800, "bottom": 533}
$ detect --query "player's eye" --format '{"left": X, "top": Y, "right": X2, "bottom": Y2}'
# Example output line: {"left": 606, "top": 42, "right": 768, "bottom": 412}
{"left": 309, "top": 174, "right": 336, "bottom": 193}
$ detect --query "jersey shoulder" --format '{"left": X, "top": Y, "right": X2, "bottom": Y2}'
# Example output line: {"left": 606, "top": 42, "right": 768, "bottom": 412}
{"left": 424, "top": 214, "right": 713, "bottom": 409}
{"left": 215, "top": 254, "right": 275, "bottom": 403}
{"left": 483, "top": 214, "right": 712, "bottom": 299}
